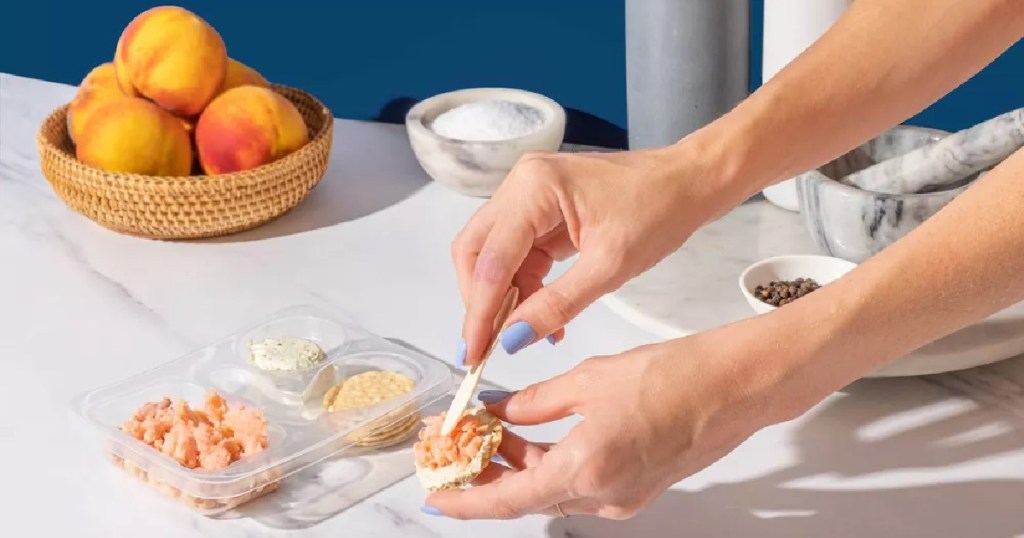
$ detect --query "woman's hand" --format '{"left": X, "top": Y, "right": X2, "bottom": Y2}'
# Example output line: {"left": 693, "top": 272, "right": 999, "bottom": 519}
{"left": 428, "top": 151, "right": 1024, "bottom": 522}
{"left": 453, "top": 143, "right": 747, "bottom": 366}
{"left": 426, "top": 317, "right": 804, "bottom": 519}
{"left": 449, "top": 0, "right": 1024, "bottom": 369}
{"left": 430, "top": 135, "right": 1024, "bottom": 519}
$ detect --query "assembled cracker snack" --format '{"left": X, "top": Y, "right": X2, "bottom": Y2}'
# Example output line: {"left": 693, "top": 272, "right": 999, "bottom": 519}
{"left": 413, "top": 287, "right": 516, "bottom": 491}
{"left": 414, "top": 406, "right": 503, "bottom": 491}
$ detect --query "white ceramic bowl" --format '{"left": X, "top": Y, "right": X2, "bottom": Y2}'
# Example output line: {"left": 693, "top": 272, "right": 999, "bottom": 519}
{"left": 739, "top": 254, "right": 857, "bottom": 315}
{"left": 405, "top": 88, "right": 566, "bottom": 197}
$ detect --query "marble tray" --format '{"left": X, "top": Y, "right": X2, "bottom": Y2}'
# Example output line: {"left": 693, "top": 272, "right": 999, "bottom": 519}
{"left": 603, "top": 201, "right": 1024, "bottom": 377}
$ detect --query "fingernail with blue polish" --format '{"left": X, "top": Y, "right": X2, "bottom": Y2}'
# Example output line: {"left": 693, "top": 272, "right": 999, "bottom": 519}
{"left": 499, "top": 321, "right": 537, "bottom": 354}
{"left": 492, "top": 454, "right": 506, "bottom": 465}
{"left": 455, "top": 339, "right": 467, "bottom": 368}
{"left": 477, "top": 389, "right": 512, "bottom": 404}
{"left": 546, "top": 334, "right": 558, "bottom": 345}
{"left": 420, "top": 505, "right": 443, "bottom": 516}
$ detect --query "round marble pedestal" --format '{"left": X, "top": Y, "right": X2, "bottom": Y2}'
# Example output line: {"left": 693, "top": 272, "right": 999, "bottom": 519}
{"left": 603, "top": 201, "right": 1024, "bottom": 377}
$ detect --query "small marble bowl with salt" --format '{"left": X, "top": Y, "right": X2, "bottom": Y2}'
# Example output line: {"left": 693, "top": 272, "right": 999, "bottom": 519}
{"left": 406, "top": 88, "right": 566, "bottom": 197}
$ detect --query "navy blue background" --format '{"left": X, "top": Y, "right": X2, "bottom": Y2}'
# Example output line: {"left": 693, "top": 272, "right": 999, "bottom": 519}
{"left": 2, "top": 1, "right": 1021, "bottom": 147}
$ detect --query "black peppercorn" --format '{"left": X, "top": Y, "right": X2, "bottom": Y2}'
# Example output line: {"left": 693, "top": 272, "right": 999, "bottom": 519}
{"left": 753, "top": 277, "right": 821, "bottom": 307}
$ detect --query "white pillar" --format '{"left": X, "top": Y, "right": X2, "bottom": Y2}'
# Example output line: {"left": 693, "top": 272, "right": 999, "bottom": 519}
{"left": 761, "top": 0, "right": 852, "bottom": 212}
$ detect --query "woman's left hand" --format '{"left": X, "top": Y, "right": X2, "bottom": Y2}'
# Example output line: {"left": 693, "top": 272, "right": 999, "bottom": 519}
{"left": 424, "top": 318, "right": 802, "bottom": 520}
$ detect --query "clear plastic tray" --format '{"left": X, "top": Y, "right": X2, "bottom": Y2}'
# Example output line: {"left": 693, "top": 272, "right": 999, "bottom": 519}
{"left": 70, "top": 305, "right": 453, "bottom": 515}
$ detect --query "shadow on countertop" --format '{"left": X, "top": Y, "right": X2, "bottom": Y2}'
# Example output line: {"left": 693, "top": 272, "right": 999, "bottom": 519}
{"left": 196, "top": 112, "right": 431, "bottom": 244}
{"left": 193, "top": 96, "right": 628, "bottom": 243}
{"left": 547, "top": 374, "right": 1024, "bottom": 538}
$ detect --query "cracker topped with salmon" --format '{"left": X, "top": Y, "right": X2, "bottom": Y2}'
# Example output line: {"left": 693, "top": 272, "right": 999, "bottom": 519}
{"left": 413, "top": 406, "right": 502, "bottom": 491}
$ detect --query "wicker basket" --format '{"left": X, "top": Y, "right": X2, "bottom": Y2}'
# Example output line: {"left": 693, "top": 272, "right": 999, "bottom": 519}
{"left": 37, "top": 84, "right": 334, "bottom": 240}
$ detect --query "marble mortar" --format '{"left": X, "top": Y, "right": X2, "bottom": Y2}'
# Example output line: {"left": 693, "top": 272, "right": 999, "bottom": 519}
{"left": 796, "top": 125, "right": 988, "bottom": 263}
{"left": 405, "top": 88, "right": 566, "bottom": 198}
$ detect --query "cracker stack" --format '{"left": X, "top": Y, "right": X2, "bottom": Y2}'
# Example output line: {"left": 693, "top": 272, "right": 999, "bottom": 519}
{"left": 322, "top": 370, "right": 420, "bottom": 448}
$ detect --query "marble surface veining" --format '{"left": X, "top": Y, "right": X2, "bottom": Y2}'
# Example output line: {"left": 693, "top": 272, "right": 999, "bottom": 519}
{"left": 799, "top": 180, "right": 965, "bottom": 263}
{"left": 5, "top": 73, "right": 1024, "bottom": 537}
{"left": 797, "top": 126, "right": 964, "bottom": 263}
{"left": 841, "top": 108, "right": 1024, "bottom": 194}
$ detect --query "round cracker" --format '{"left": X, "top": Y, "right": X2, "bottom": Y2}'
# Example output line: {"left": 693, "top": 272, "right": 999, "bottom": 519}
{"left": 356, "top": 414, "right": 417, "bottom": 440}
{"left": 349, "top": 407, "right": 421, "bottom": 446}
{"left": 355, "top": 416, "right": 421, "bottom": 448}
{"left": 358, "top": 431, "right": 417, "bottom": 448}
{"left": 322, "top": 371, "right": 416, "bottom": 412}
{"left": 360, "top": 412, "right": 419, "bottom": 439}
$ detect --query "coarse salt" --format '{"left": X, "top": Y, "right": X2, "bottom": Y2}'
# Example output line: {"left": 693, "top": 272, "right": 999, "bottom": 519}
{"left": 430, "top": 99, "right": 544, "bottom": 142}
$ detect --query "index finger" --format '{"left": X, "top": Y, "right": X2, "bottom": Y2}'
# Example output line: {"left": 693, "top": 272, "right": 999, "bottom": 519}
{"left": 461, "top": 220, "right": 533, "bottom": 366}
{"left": 425, "top": 458, "right": 570, "bottom": 520}
{"left": 451, "top": 206, "right": 495, "bottom": 308}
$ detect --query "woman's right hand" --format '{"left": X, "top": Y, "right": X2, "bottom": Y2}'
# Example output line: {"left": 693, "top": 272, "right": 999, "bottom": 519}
{"left": 427, "top": 311, "right": 814, "bottom": 519}
{"left": 453, "top": 140, "right": 746, "bottom": 366}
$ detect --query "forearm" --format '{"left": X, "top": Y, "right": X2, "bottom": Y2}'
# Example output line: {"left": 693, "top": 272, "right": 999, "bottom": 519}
{"left": 762, "top": 148, "right": 1024, "bottom": 420}
{"left": 684, "top": 0, "right": 1024, "bottom": 204}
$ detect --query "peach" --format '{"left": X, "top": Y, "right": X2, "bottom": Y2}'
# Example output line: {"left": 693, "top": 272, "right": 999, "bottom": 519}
{"left": 114, "top": 6, "right": 227, "bottom": 117}
{"left": 67, "top": 63, "right": 127, "bottom": 144}
{"left": 195, "top": 86, "right": 309, "bottom": 175}
{"left": 76, "top": 97, "right": 193, "bottom": 176}
{"left": 113, "top": 37, "right": 140, "bottom": 98}
{"left": 220, "top": 58, "right": 270, "bottom": 94}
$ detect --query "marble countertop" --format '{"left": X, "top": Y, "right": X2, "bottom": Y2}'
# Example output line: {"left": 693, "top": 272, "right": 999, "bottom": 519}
{"left": 3, "top": 73, "right": 1024, "bottom": 537}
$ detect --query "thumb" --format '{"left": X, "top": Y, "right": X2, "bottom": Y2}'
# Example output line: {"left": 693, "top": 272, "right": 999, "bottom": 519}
{"left": 484, "top": 369, "right": 580, "bottom": 426}
{"left": 498, "top": 251, "right": 618, "bottom": 355}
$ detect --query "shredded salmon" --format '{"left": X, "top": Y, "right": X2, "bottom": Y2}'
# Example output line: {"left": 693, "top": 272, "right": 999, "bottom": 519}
{"left": 122, "top": 390, "right": 268, "bottom": 471}
{"left": 414, "top": 413, "right": 487, "bottom": 470}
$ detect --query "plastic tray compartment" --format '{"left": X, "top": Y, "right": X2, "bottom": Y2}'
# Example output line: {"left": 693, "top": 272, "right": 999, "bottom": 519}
{"left": 71, "top": 305, "right": 453, "bottom": 515}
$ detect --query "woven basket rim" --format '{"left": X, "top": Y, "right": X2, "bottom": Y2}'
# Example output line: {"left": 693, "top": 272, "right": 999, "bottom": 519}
{"left": 36, "top": 83, "right": 333, "bottom": 186}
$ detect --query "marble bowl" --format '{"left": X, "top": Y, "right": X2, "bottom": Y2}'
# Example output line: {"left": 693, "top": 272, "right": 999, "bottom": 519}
{"left": 796, "top": 126, "right": 977, "bottom": 263}
{"left": 405, "top": 88, "right": 566, "bottom": 197}
{"left": 739, "top": 254, "right": 857, "bottom": 315}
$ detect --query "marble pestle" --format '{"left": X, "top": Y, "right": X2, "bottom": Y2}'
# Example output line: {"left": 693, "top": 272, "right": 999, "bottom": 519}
{"left": 839, "top": 107, "right": 1024, "bottom": 194}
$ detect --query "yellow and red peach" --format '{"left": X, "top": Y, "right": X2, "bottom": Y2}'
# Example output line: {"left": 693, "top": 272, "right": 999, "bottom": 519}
{"left": 194, "top": 86, "right": 309, "bottom": 175}
{"left": 113, "top": 6, "right": 227, "bottom": 117}
{"left": 76, "top": 97, "right": 193, "bottom": 176}
{"left": 219, "top": 58, "right": 270, "bottom": 94}
{"left": 112, "top": 37, "right": 140, "bottom": 98}
{"left": 67, "top": 63, "right": 127, "bottom": 144}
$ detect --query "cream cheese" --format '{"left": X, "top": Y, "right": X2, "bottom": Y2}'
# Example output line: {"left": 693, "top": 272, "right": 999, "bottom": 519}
{"left": 248, "top": 337, "right": 326, "bottom": 372}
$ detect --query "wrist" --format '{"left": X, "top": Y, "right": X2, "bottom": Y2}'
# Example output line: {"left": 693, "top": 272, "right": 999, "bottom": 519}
{"left": 664, "top": 92, "right": 796, "bottom": 212}
{"left": 748, "top": 276, "right": 897, "bottom": 424}
{"left": 684, "top": 294, "right": 863, "bottom": 428}
{"left": 653, "top": 311, "right": 837, "bottom": 431}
